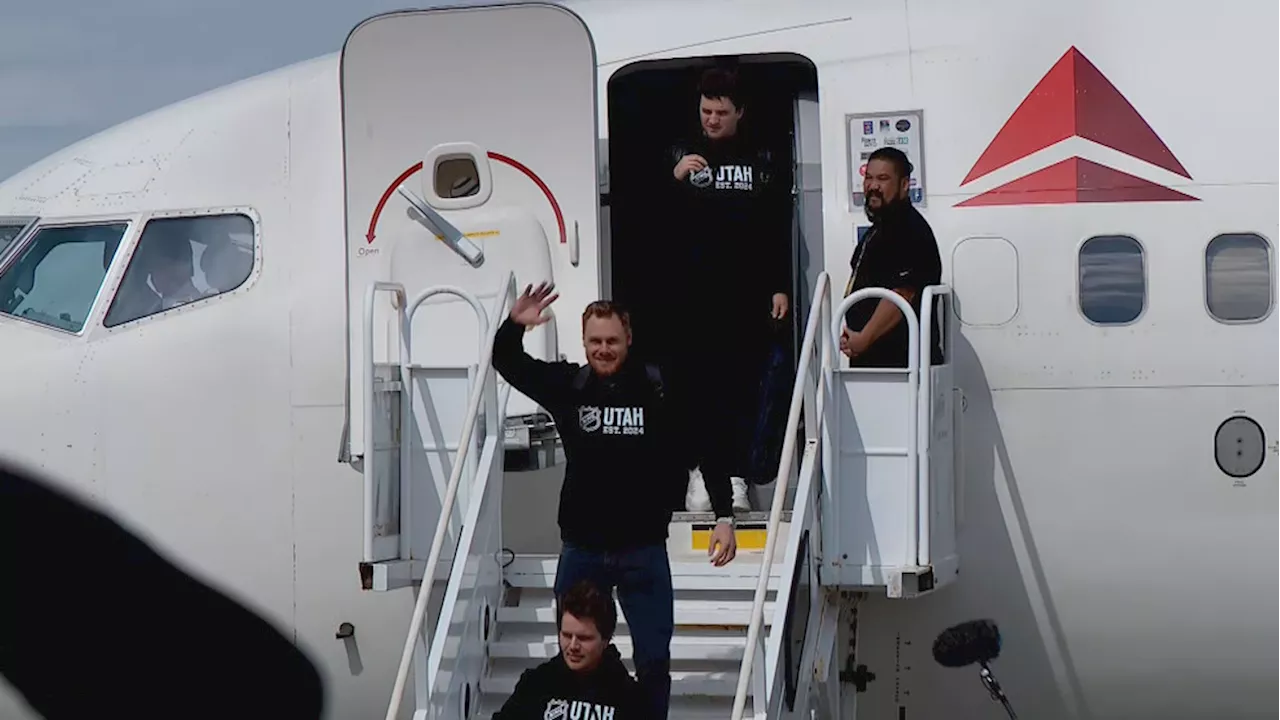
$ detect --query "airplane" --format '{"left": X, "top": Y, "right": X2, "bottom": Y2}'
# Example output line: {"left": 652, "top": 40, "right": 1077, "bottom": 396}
{"left": 0, "top": 1, "right": 1275, "bottom": 719}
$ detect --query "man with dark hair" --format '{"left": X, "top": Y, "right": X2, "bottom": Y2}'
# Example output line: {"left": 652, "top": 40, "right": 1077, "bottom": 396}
{"left": 840, "top": 146, "right": 943, "bottom": 368}
{"left": 494, "top": 580, "right": 647, "bottom": 719}
{"left": 0, "top": 459, "right": 325, "bottom": 720}
{"left": 492, "top": 283, "right": 738, "bottom": 720}
{"left": 669, "top": 66, "right": 792, "bottom": 513}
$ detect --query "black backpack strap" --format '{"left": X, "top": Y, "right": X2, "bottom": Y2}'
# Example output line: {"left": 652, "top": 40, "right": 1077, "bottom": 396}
{"left": 571, "top": 365, "right": 592, "bottom": 392}
{"left": 644, "top": 363, "right": 664, "bottom": 401}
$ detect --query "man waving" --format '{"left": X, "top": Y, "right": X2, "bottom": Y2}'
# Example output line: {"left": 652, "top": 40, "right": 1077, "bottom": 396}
{"left": 492, "top": 283, "right": 738, "bottom": 720}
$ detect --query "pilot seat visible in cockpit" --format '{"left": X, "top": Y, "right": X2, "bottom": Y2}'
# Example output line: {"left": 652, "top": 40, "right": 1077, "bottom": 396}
{"left": 103, "top": 215, "right": 254, "bottom": 328}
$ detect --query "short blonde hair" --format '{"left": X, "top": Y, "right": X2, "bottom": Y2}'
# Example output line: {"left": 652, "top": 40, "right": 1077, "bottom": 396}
{"left": 580, "top": 300, "right": 631, "bottom": 333}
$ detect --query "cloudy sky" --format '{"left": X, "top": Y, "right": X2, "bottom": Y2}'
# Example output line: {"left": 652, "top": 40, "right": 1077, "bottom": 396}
{"left": 0, "top": 0, "right": 491, "bottom": 178}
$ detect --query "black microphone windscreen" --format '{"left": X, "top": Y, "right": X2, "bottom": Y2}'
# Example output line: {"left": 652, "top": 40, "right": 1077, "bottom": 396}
{"left": 932, "top": 619, "right": 1002, "bottom": 668}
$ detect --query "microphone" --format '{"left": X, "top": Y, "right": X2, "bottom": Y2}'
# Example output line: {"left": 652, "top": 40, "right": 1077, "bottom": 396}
{"left": 932, "top": 618, "right": 1002, "bottom": 667}
{"left": 932, "top": 620, "right": 1017, "bottom": 720}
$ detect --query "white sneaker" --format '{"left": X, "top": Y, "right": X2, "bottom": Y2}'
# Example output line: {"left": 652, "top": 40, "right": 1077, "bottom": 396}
{"left": 685, "top": 467, "right": 712, "bottom": 512}
{"left": 730, "top": 477, "right": 751, "bottom": 512}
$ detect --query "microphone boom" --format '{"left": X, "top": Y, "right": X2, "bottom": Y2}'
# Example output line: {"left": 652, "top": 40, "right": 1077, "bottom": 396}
{"left": 932, "top": 619, "right": 1017, "bottom": 720}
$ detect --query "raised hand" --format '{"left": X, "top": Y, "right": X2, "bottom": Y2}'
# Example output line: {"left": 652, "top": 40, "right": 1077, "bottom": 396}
{"left": 510, "top": 282, "right": 559, "bottom": 327}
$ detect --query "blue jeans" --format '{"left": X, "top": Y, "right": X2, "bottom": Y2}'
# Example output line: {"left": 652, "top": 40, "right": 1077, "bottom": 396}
{"left": 555, "top": 542, "right": 673, "bottom": 720}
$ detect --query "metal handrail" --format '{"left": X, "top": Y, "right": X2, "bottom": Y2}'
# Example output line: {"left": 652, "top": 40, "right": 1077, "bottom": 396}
{"left": 362, "top": 281, "right": 407, "bottom": 562}
{"left": 398, "top": 285, "right": 493, "bottom": 557}
{"left": 731, "top": 272, "right": 832, "bottom": 720}
{"left": 383, "top": 271, "right": 518, "bottom": 720}
{"left": 832, "top": 287, "right": 920, "bottom": 566}
{"left": 916, "top": 284, "right": 950, "bottom": 566}
{"left": 730, "top": 280, "right": 949, "bottom": 717}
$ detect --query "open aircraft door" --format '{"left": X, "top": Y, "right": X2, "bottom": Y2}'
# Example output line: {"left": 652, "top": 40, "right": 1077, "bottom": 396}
{"left": 341, "top": 3, "right": 600, "bottom": 562}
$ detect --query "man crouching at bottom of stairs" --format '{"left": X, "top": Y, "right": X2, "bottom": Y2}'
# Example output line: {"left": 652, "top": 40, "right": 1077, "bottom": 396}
{"left": 494, "top": 580, "right": 648, "bottom": 720}
{"left": 493, "top": 283, "right": 740, "bottom": 720}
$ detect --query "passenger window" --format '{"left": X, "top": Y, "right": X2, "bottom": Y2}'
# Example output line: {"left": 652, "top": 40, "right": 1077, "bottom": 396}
{"left": 434, "top": 156, "right": 481, "bottom": 199}
{"left": 103, "top": 213, "right": 255, "bottom": 328}
{"left": 0, "top": 222, "right": 129, "bottom": 333}
{"left": 1078, "top": 235, "right": 1145, "bottom": 325}
{"left": 1205, "top": 233, "right": 1272, "bottom": 322}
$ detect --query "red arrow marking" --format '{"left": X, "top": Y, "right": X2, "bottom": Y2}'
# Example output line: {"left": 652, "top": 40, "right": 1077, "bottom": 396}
{"left": 365, "top": 153, "right": 566, "bottom": 245}
{"left": 487, "top": 152, "right": 567, "bottom": 248}
{"left": 366, "top": 161, "right": 424, "bottom": 244}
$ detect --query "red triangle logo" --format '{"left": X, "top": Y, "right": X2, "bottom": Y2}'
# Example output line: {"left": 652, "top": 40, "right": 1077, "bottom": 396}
{"left": 956, "top": 157, "right": 1198, "bottom": 207}
{"left": 959, "top": 46, "right": 1192, "bottom": 191}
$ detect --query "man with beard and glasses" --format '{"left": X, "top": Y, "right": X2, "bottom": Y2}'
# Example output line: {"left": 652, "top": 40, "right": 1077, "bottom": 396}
{"left": 840, "top": 146, "right": 943, "bottom": 368}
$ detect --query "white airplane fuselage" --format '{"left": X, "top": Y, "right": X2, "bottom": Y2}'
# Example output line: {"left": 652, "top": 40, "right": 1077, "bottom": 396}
{"left": 0, "top": 2, "right": 1275, "bottom": 719}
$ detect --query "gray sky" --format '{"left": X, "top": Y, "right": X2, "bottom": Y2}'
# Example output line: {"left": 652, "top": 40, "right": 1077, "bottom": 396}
{"left": 0, "top": 0, "right": 489, "bottom": 179}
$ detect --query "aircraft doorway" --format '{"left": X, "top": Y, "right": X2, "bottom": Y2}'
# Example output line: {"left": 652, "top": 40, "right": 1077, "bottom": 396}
{"left": 604, "top": 54, "right": 821, "bottom": 509}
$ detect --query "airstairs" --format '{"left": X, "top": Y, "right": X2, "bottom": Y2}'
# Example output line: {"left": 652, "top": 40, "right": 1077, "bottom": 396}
{"left": 350, "top": 269, "right": 960, "bottom": 720}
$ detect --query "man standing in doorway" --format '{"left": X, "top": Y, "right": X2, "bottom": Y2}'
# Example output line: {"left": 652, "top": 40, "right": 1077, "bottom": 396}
{"left": 492, "top": 284, "right": 739, "bottom": 720}
{"left": 669, "top": 67, "right": 793, "bottom": 512}
{"left": 840, "top": 146, "right": 943, "bottom": 367}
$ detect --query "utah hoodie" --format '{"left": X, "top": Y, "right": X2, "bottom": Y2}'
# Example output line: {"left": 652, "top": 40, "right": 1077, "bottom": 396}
{"left": 492, "top": 645, "right": 648, "bottom": 720}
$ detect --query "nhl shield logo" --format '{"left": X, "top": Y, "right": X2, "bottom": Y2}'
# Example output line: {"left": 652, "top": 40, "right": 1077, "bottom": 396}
{"left": 579, "top": 406, "right": 602, "bottom": 433}
{"left": 689, "top": 165, "right": 713, "bottom": 188}
{"left": 543, "top": 699, "right": 569, "bottom": 720}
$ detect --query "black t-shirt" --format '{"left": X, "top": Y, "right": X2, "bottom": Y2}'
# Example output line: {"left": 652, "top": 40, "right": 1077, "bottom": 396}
{"left": 667, "top": 133, "right": 792, "bottom": 317}
{"left": 843, "top": 203, "right": 944, "bottom": 369}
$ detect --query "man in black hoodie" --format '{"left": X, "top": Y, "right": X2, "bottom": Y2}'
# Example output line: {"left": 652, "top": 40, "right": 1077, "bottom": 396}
{"left": 494, "top": 580, "right": 647, "bottom": 720}
{"left": 668, "top": 67, "right": 793, "bottom": 512}
{"left": 492, "top": 284, "right": 738, "bottom": 720}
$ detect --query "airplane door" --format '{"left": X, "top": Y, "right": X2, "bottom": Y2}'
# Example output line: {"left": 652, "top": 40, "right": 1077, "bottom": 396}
{"left": 342, "top": 4, "right": 599, "bottom": 463}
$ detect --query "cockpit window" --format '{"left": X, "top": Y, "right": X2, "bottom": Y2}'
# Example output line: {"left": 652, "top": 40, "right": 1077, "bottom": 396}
{"left": 0, "top": 222, "right": 129, "bottom": 333}
{"left": 0, "top": 224, "right": 27, "bottom": 257}
{"left": 103, "top": 213, "right": 256, "bottom": 328}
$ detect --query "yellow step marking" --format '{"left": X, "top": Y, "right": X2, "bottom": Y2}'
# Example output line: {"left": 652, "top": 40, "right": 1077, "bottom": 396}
{"left": 690, "top": 525, "right": 769, "bottom": 551}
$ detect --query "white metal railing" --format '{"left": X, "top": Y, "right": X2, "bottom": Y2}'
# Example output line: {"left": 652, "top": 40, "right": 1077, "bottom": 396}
{"left": 362, "top": 281, "right": 407, "bottom": 563}
{"left": 916, "top": 285, "right": 951, "bottom": 567}
{"left": 731, "top": 279, "right": 952, "bottom": 718}
{"left": 399, "top": 283, "right": 492, "bottom": 559}
{"left": 424, "top": 379, "right": 510, "bottom": 699}
{"left": 731, "top": 272, "right": 834, "bottom": 720}
{"left": 382, "top": 271, "right": 519, "bottom": 720}
{"left": 833, "top": 288, "right": 920, "bottom": 567}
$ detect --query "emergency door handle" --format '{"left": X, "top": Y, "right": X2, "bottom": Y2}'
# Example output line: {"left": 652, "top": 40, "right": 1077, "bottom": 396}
{"left": 569, "top": 220, "right": 580, "bottom": 267}
{"left": 397, "top": 183, "right": 484, "bottom": 268}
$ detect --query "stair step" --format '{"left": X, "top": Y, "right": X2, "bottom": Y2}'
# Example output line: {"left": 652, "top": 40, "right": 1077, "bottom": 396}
{"left": 478, "top": 694, "right": 749, "bottom": 720}
{"left": 504, "top": 555, "right": 785, "bottom": 591}
{"left": 671, "top": 510, "right": 791, "bottom": 523}
{"left": 498, "top": 599, "right": 776, "bottom": 628}
{"left": 483, "top": 667, "right": 743, "bottom": 697}
{"left": 490, "top": 635, "right": 745, "bottom": 662}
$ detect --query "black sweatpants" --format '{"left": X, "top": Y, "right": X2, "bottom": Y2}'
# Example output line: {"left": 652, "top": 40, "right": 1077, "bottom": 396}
{"left": 664, "top": 297, "right": 768, "bottom": 492}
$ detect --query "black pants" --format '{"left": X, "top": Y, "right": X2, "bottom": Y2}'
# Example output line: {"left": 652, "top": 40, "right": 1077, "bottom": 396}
{"left": 556, "top": 543, "right": 673, "bottom": 719}
{"left": 663, "top": 303, "right": 767, "bottom": 494}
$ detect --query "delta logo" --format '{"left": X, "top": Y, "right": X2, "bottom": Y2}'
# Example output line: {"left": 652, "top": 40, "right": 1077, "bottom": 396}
{"left": 955, "top": 46, "right": 1197, "bottom": 207}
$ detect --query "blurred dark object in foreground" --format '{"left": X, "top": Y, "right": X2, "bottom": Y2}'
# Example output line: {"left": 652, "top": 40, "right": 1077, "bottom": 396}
{"left": 0, "top": 459, "right": 325, "bottom": 719}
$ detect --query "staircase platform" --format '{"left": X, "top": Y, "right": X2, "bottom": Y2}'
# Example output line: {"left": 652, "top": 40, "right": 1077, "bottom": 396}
{"left": 504, "top": 551, "right": 787, "bottom": 592}
{"left": 362, "top": 512, "right": 792, "bottom": 592}
{"left": 497, "top": 597, "right": 777, "bottom": 627}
